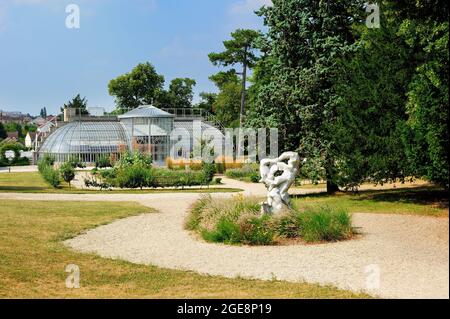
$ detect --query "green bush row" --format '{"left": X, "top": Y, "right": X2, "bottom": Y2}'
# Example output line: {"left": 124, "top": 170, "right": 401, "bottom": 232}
{"left": 225, "top": 164, "right": 260, "bottom": 183}
{"left": 38, "top": 155, "right": 77, "bottom": 188}
{"left": 186, "top": 195, "right": 355, "bottom": 245}
{"left": 38, "top": 155, "right": 61, "bottom": 188}
{"left": 94, "top": 163, "right": 216, "bottom": 189}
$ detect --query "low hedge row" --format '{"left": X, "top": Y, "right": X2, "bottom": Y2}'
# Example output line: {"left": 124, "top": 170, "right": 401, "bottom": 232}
{"left": 92, "top": 164, "right": 216, "bottom": 189}
{"left": 225, "top": 164, "right": 260, "bottom": 183}
{"left": 38, "top": 155, "right": 60, "bottom": 188}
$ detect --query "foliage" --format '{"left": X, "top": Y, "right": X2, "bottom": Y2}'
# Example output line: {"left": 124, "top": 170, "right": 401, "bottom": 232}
{"left": 202, "top": 162, "right": 216, "bottom": 184}
{"left": 59, "top": 162, "right": 75, "bottom": 187}
{"left": 0, "top": 140, "right": 27, "bottom": 166}
{"left": 296, "top": 206, "right": 353, "bottom": 243}
{"left": 225, "top": 164, "right": 260, "bottom": 183}
{"left": 187, "top": 195, "right": 354, "bottom": 245}
{"left": 208, "top": 29, "right": 260, "bottom": 69}
{"left": 244, "top": 0, "right": 448, "bottom": 190}
{"left": 116, "top": 164, "right": 152, "bottom": 190}
{"left": 61, "top": 94, "right": 89, "bottom": 115}
{"left": 395, "top": 3, "right": 449, "bottom": 188}
{"left": 90, "top": 156, "right": 213, "bottom": 189}
{"left": 108, "top": 62, "right": 165, "bottom": 110}
{"left": 155, "top": 78, "right": 197, "bottom": 109}
{"left": 250, "top": 0, "right": 364, "bottom": 193}
{"left": 196, "top": 92, "right": 217, "bottom": 114}
{"left": 206, "top": 70, "right": 242, "bottom": 127}
{"left": 40, "top": 107, "right": 47, "bottom": 118}
{"left": 38, "top": 163, "right": 60, "bottom": 188}
{"left": 0, "top": 123, "right": 7, "bottom": 140}
{"left": 116, "top": 151, "right": 153, "bottom": 169}
{"left": 331, "top": 10, "right": 414, "bottom": 188}
{"left": 208, "top": 29, "right": 261, "bottom": 126}
{"left": 67, "top": 156, "right": 86, "bottom": 169}
{"left": 95, "top": 155, "right": 112, "bottom": 169}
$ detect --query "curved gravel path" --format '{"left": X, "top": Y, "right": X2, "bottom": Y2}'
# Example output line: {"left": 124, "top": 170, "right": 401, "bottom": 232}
{"left": 1, "top": 178, "right": 448, "bottom": 299}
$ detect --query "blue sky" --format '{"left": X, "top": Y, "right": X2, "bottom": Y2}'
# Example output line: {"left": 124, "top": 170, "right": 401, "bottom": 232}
{"left": 0, "top": 0, "right": 270, "bottom": 115}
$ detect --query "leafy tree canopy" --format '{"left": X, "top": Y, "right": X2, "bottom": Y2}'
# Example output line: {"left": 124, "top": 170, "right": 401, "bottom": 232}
{"left": 109, "top": 62, "right": 165, "bottom": 110}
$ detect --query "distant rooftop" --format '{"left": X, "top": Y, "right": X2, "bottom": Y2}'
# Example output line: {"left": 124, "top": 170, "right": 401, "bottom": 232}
{"left": 118, "top": 105, "right": 174, "bottom": 119}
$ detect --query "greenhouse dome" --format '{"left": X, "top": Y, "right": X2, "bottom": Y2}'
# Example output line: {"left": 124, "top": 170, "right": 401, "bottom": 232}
{"left": 38, "top": 121, "right": 130, "bottom": 163}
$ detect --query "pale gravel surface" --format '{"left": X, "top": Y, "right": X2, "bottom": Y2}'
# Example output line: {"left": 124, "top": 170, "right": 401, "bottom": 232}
{"left": 1, "top": 178, "right": 448, "bottom": 299}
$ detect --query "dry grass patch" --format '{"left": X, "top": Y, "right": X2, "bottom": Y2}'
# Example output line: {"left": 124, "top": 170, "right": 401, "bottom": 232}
{"left": 0, "top": 199, "right": 369, "bottom": 298}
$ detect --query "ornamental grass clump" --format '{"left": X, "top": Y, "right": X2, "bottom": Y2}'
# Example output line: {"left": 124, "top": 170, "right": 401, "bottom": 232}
{"left": 186, "top": 195, "right": 355, "bottom": 245}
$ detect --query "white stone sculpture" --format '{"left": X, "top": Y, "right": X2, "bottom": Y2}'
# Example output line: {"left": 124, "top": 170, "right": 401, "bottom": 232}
{"left": 260, "top": 152, "right": 301, "bottom": 215}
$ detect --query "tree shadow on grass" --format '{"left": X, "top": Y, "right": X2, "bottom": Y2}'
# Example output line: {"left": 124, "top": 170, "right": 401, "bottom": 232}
{"left": 355, "top": 186, "right": 449, "bottom": 209}
{"left": 0, "top": 186, "right": 47, "bottom": 192}
{"left": 291, "top": 186, "right": 449, "bottom": 209}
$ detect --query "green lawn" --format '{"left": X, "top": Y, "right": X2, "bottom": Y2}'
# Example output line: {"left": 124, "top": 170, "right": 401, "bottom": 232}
{"left": 293, "top": 187, "right": 449, "bottom": 217}
{"left": 0, "top": 200, "right": 369, "bottom": 298}
{"left": 0, "top": 172, "right": 241, "bottom": 194}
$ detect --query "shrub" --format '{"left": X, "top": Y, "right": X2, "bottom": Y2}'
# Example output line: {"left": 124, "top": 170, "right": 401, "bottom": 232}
{"left": 238, "top": 215, "right": 274, "bottom": 245}
{"left": 117, "top": 151, "right": 152, "bottom": 168}
{"left": 39, "top": 154, "right": 55, "bottom": 169}
{"left": 202, "top": 162, "right": 216, "bottom": 184}
{"left": 299, "top": 206, "right": 353, "bottom": 242}
{"left": 60, "top": 162, "right": 75, "bottom": 187}
{"left": 215, "top": 162, "right": 226, "bottom": 174}
{"left": 202, "top": 218, "right": 241, "bottom": 244}
{"left": 186, "top": 196, "right": 354, "bottom": 245}
{"left": 95, "top": 155, "right": 112, "bottom": 169}
{"left": 67, "top": 156, "right": 86, "bottom": 169}
{"left": 116, "top": 164, "right": 151, "bottom": 189}
{"left": 225, "top": 164, "right": 260, "bottom": 183}
{"left": 84, "top": 177, "right": 112, "bottom": 190}
{"left": 37, "top": 155, "right": 61, "bottom": 188}
{"left": 0, "top": 140, "right": 25, "bottom": 166}
{"left": 41, "top": 165, "right": 61, "bottom": 188}
{"left": 275, "top": 212, "right": 303, "bottom": 239}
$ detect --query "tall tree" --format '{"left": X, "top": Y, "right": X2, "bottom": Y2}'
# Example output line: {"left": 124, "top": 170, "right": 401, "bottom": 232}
{"left": 109, "top": 62, "right": 165, "bottom": 111}
{"left": 331, "top": 8, "right": 415, "bottom": 189}
{"left": 61, "top": 94, "right": 89, "bottom": 115}
{"left": 209, "top": 29, "right": 260, "bottom": 127}
{"left": 154, "top": 78, "right": 197, "bottom": 109}
{"left": 168, "top": 78, "right": 197, "bottom": 108}
{"left": 0, "top": 123, "right": 7, "bottom": 140}
{"left": 209, "top": 70, "right": 242, "bottom": 127}
{"left": 393, "top": 0, "right": 449, "bottom": 188}
{"left": 254, "top": 0, "right": 364, "bottom": 193}
{"left": 196, "top": 92, "right": 217, "bottom": 114}
{"left": 40, "top": 107, "right": 47, "bottom": 118}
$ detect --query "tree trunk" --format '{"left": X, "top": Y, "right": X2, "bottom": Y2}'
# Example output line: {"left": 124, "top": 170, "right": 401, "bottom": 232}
{"left": 326, "top": 180, "right": 339, "bottom": 194}
{"left": 239, "top": 45, "right": 248, "bottom": 128}
{"left": 326, "top": 158, "right": 339, "bottom": 194}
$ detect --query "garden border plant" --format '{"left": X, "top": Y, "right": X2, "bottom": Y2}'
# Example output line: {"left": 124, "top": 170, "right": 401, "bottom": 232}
{"left": 186, "top": 194, "right": 356, "bottom": 246}
{"left": 85, "top": 151, "right": 219, "bottom": 190}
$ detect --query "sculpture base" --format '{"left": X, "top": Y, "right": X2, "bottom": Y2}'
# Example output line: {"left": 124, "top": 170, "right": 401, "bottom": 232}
{"left": 261, "top": 202, "right": 290, "bottom": 216}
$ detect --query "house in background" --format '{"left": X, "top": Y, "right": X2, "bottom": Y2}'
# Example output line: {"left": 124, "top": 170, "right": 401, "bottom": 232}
{"left": 31, "top": 117, "right": 47, "bottom": 127}
{"left": 25, "top": 132, "right": 37, "bottom": 148}
{"left": 6, "top": 132, "right": 19, "bottom": 141}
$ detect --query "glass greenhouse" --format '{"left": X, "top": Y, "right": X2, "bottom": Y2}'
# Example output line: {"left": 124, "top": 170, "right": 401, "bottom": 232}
{"left": 38, "top": 105, "right": 176, "bottom": 165}
{"left": 38, "top": 121, "right": 130, "bottom": 163}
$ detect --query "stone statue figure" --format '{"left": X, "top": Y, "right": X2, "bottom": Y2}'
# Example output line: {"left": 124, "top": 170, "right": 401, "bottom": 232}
{"left": 260, "top": 152, "right": 301, "bottom": 215}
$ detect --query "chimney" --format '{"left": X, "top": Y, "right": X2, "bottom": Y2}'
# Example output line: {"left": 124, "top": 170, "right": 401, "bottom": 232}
{"left": 64, "top": 108, "right": 76, "bottom": 122}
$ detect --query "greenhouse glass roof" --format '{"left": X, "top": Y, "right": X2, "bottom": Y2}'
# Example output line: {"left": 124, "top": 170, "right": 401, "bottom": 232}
{"left": 39, "top": 121, "right": 130, "bottom": 155}
{"left": 118, "top": 105, "right": 174, "bottom": 119}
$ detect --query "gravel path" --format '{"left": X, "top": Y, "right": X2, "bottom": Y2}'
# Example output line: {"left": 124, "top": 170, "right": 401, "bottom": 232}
{"left": 1, "top": 179, "right": 448, "bottom": 299}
